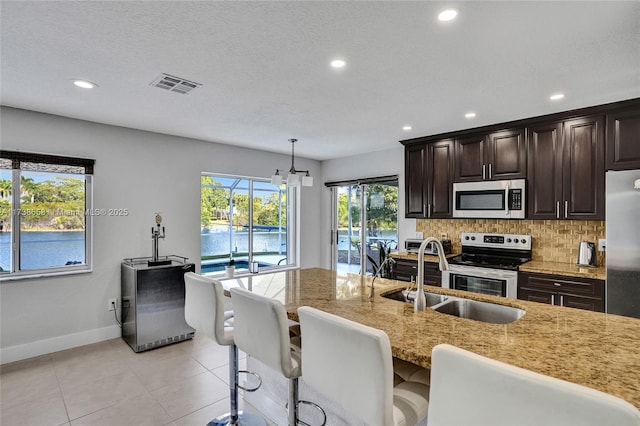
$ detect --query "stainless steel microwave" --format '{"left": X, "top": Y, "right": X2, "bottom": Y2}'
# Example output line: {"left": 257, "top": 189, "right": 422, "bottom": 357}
{"left": 452, "top": 179, "right": 525, "bottom": 219}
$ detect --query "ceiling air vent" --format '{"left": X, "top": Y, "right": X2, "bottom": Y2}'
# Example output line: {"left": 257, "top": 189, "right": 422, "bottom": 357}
{"left": 150, "top": 73, "right": 201, "bottom": 95}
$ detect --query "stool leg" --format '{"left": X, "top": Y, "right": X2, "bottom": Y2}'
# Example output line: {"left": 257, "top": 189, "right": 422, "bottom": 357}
{"left": 206, "top": 344, "right": 266, "bottom": 426}
{"left": 288, "top": 377, "right": 299, "bottom": 426}
{"left": 229, "top": 344, "right": 239, "bottom": 422}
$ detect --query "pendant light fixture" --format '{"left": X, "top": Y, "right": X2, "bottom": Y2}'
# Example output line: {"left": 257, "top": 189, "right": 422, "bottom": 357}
{"left": 271, "top": 139, "right": 313, "bottom": 187}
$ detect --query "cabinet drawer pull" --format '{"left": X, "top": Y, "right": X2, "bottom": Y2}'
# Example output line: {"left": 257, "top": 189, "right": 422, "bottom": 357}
{"left": 553, "top": 282, "right": 561, "bottom": 287}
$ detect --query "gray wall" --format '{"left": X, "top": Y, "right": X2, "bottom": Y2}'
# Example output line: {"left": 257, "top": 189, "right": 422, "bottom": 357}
{"left": 0, "top": 107, "right": 322, "bottom": 362}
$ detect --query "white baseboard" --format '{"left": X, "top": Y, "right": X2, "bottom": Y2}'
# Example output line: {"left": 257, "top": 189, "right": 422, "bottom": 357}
{"left": 0, "top": 325, "right": 121, "bottom": 365}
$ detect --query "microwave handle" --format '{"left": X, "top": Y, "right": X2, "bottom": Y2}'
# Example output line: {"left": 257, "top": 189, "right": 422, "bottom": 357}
{"left": 505, "top": 183, "right": 510, "bottom": 216}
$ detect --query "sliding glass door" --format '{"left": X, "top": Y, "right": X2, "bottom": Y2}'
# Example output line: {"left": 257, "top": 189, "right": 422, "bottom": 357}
{"left": 329, "top": 177, "right": 398, "bottom": 275}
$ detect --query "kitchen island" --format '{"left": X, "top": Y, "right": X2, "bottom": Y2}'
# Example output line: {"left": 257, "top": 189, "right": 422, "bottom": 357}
{"left": 223, "top": 267, "right": 640, "bottom": 408}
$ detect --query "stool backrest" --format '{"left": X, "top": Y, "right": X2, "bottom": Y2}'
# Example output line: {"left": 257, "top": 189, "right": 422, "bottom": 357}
{"left": 297, "top": 306, "right": 395, "bottom": 426}
{"left": 428, "top": 343, "right": 640, "bottom": 426}
{"left": 229, "top": 287, "right": 297, "bottom": 378}
{"left": 184, "top": 272, "right": 232, "bottom": 346}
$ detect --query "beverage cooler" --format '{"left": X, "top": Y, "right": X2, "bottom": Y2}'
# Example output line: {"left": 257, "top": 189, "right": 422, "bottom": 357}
{"left": 121, "top": 256, "right": 195, "bottom": 352}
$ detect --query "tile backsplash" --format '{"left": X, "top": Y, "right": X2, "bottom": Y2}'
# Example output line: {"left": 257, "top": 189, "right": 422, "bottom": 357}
{"left": 416, "top": 219, "right": 606, "bottom": 265}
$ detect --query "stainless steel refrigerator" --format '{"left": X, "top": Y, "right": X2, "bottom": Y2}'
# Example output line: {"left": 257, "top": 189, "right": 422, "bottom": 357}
{"left": 606, "top": 169, "right": 640, "bottom": 318}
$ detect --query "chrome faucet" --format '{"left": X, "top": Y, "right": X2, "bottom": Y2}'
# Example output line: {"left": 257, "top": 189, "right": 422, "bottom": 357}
{"left": 415, "top": 237, "right": 449, "bottom": 312}
{"left": 369, "top": 257, "right": 397, "bottom": 300}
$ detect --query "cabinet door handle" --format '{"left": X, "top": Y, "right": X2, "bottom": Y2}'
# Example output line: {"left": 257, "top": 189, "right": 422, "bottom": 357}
{"left": 556, "top": 201, "right": 560, "bottom": 219}
{"left": 489, "top": 163, "right": 492, "bottom": 179}
{"left": 551, "top": 294, "right": 555, "bottom": 305}
{"left": 560, "top": 295, "right": 564, "bottom": 306}
{"left": 564, "top": 200, "right": 568, "bottom": 218}
{"left": 423, "top": 204, "right": 426, "bottom": 217}
{"left": 482, "top": 164, "right": 486, "bottom": 180}
{"left": 428, "top": 203, "right": 432, "bottom": 218}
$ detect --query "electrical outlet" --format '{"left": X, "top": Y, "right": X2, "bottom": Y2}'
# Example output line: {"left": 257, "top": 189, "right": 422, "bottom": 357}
{"left": 598, "top": 239, "right": 606, "bottom": 252}
{"left": 415, "top": 231, "right": 423, "bottom": 239}
{"left": 108, "top": 298, "right": 117, "bottom": 311}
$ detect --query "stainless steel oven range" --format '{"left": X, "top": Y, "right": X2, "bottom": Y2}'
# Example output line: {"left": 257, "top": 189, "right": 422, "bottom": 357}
{"left": 441, "top": 232, "right": 532, "bottom": 299}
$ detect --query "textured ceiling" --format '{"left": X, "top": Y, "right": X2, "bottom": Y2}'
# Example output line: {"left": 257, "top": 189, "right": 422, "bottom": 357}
{"left": 1, "top": 1, "right": 639, "bottom": 160}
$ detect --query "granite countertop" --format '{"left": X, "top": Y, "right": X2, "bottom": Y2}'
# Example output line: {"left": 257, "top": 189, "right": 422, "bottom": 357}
{"left": 224, "top": 268, "right": 640, "bottom": 407}
{"left": 520, "top": 260, "right": 606, "bottom": 280}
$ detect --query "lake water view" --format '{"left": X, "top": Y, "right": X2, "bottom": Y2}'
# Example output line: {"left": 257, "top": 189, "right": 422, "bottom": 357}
{"left": 201, "top": 229, "right": 288, "bottom": 257}
{"left": 0, "top": 231, "right": 85, "bottom": 271}
{"left": 1, "top": 228, "right": 398, "bottom": 272}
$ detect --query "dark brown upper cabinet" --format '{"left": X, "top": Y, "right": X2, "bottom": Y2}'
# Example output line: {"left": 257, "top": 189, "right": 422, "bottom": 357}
{"left": 405, "top": 144, "right": 426, "bottom": 218}
{"left": 527, "top": 116, "right": 605, "bottom": 220}
{"left": 454, "top": 128, "right": 526, "bottom": 182}
{"left": 527, "top": 121, "right": 563, "bottom": 219}
{"left": 404, "top": 140, "right": 454, "bottom": 218}
{"left": 606, "top": 105, "right": 640, "bottom": 170}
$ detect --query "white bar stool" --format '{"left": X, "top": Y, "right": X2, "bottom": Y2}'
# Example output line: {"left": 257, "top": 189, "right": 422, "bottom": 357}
{"left": 428, "top": 343, "right": 640, "bottom": 426}
{"left": 229, "top": 287, "right": 325, "bottom": 426}
{"left": 184, "top": 273, "right": 265, "bottom": 426}
{"left": 297, "top": 306, "right": 430, "bottom": 426}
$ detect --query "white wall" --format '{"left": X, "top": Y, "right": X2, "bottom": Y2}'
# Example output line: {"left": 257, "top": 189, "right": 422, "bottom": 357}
{"left": 0, "top": 107, "right": 322, "bottom": 362}
{"left": 319, "top": 146, "right": 415, "bottom": 269}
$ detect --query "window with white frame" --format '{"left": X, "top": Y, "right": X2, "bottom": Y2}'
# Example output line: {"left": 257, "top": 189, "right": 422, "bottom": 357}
{"left": 200, "top": 173, "right": 297, "bottom": 275}
{"left": 0, "top": 150, "right": 94, "bottom": 279}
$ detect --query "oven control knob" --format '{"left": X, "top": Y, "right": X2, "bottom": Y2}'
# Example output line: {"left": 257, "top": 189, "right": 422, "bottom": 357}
{"left": 506, "top": 238, "right": 512, "bottom": 243}
{"left": 514, "top": 238, "right": 519, "bottom": 243}
{"left": 465, "top": 236, "right": 469, "bottom": 240}
{"left": 521, "top": 238, "right": 526, "bottom": 244}
{"left": 471, "top": 236, "right": 476, "bottom": 241}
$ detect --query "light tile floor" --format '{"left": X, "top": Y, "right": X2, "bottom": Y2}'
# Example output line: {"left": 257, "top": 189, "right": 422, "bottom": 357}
{"left": 0, "top": 334, "right": 276, "bottom": 426}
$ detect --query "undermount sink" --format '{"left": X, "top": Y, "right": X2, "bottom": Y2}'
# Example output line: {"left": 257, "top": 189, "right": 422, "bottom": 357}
{"left": 431, "top": 298, "right": 525, "bottom": 324}
{"left": 382, "top": 289, "right": 448, "bottom": 307}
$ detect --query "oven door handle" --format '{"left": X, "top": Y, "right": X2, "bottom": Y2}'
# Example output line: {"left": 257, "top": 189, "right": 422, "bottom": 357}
{"left": 449, "top": 266, "right": 516, "bottom": 279}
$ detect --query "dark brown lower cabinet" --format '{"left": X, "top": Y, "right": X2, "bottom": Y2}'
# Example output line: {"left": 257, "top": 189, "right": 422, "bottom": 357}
{"left": 391, "top": 259, "right": 442, "bottom": 286}
{"left": 517, "top": 272, "right": 604, "bottom": 312}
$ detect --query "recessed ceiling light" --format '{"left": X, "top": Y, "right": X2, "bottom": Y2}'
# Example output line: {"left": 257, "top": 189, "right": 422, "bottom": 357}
{"left": 330, "top": 59, "right": 346, "bottom": 68}
{"left": 465, "top": 112, "right": 476, "bottom": 119}
{"left": 73, "top": 80, "right": 97, "bottom": 89}
{"left": 550, "top": 93, "right": 565, "bottom": 101}
{"left": 438, "top": 9, "right": 458, "bottom": 22}
{"left": 403, "top": 125, "right": 413, "bottom": 131}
